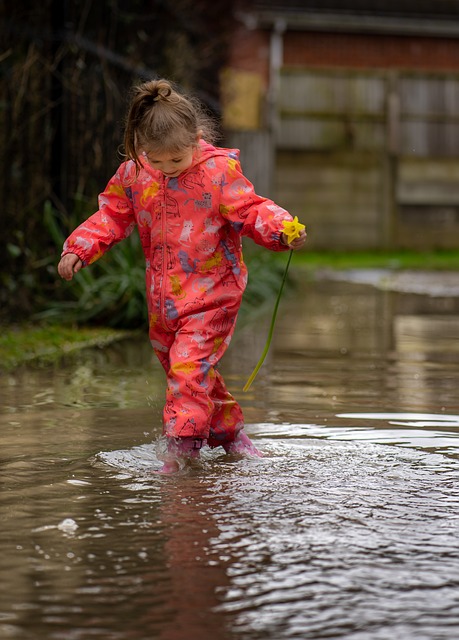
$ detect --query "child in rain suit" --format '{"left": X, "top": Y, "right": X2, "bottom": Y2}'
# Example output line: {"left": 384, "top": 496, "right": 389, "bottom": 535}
{"left": 58, "top": 79, "right": 306, "bottom": 473}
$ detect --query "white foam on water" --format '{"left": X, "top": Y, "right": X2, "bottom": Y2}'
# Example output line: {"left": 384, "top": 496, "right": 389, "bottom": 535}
{"left": 97, "top": 443, "right": 161, "bottom": 474}
{"left": 337, "top": 412, "right": 459, "bottom": 425}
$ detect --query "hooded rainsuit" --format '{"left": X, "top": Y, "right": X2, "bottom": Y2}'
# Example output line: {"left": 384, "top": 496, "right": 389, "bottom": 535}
{"left": 61, "top": 140, "right": 293, "bottom": 448}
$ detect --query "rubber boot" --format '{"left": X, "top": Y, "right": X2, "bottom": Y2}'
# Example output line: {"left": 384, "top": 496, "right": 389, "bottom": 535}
{"left": 155, "top": 436, "right": 205, "bottom": 474}
{"left": 223, "top": 431, "right": 263, "bottom": 457}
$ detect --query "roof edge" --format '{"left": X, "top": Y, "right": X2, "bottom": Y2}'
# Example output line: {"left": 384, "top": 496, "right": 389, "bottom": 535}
{"left": 236, "top": 10, "right": 459, "bottom": 38}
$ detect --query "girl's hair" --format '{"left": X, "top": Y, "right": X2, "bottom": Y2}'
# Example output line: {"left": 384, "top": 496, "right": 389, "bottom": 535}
{"left": 123, "top": 78, "right": 218, "bottom": 173}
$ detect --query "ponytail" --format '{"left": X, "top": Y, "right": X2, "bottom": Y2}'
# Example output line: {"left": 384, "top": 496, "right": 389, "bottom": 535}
{"left": 123, "top": 79, "right": 218, "bottom": 174}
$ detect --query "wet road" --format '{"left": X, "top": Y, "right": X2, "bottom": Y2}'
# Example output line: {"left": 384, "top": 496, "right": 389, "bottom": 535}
{"left": 1, "top": 276, "right": 459, "bottom": 639}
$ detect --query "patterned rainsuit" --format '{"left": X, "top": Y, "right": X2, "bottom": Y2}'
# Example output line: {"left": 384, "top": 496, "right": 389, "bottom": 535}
{"left": 61, "top": 140, "right": 293, "bottom": 448}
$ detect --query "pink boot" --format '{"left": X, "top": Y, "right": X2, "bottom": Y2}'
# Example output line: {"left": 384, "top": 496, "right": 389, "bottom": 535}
{"left": 223, "top": 431, "right": 263, "bottom": 457}
{"left": 155, "top": 437, "right": 205, "bottom": 474}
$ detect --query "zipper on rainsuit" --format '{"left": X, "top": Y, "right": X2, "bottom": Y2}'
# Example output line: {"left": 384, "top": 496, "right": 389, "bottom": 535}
{"left": 159, "top": 177, "right": 169, "bottom": 330}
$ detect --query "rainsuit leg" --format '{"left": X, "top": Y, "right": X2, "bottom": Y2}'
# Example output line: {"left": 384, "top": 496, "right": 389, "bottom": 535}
{"left": 207, "top": 370, "right": 244, "bottom": 449}
{"left": 150, "top": 302, "right": 243, "bottom": 446}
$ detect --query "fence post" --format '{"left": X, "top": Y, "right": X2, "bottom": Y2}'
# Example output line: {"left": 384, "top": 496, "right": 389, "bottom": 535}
{"left": 382, "top": 71, "right": 400, "bottom": 248}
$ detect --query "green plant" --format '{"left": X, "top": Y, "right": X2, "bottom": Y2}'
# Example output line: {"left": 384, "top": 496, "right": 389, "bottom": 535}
{"left": 38, "top": 202, "right": 147, "bottom": 328}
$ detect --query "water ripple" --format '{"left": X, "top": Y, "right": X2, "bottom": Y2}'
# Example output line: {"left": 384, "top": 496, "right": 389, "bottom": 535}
{"left": 201, "top": 435, "right": 459, "bottom": 639}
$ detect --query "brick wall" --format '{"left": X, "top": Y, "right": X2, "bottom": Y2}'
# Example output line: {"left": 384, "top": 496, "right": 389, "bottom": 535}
{"left": 284, "top": 31, "right": 459, "bottom": 71}
{"left": 227, "top": 25, "right": 270, "bottom": 84}
{"left": 228, "top": 26, "right": 459, "bottom": 74}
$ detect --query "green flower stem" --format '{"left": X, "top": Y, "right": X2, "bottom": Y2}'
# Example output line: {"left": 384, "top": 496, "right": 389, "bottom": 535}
{"left": 243, "top": 249, "right": 294, "bottom": 392}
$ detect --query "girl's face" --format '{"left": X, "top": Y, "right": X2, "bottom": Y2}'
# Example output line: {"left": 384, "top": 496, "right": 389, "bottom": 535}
{"left": 142, "top": 146, "right": 195, "bottom": 178}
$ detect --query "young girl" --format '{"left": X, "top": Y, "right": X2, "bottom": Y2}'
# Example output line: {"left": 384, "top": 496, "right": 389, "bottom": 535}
{"left": 58, "top": 79, "right": 306, "bottom": 473}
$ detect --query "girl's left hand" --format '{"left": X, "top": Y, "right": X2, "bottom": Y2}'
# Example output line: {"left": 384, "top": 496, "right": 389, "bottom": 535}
{"left": 282, "top": 228, "right": 307, "bottom": 250}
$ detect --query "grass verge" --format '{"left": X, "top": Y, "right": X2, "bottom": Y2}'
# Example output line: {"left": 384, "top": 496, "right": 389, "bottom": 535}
{"left": 289, "top": 249, "right": 459, "bottom": 271}
{"left": 0, "top": 325, "right": 134, "bottom": 371}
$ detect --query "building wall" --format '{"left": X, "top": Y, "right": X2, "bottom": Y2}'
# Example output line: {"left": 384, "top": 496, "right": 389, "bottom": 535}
{"left": 224, "top": 25, "right": 459, "bottom": 249}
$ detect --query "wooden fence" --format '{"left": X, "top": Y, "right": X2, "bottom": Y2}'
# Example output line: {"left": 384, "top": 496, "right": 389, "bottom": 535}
{"left": 230, "top": 68, "right": 459, "bottom": 249}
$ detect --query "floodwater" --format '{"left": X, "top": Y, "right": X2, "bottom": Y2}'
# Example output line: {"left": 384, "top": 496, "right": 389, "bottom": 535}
{"left": 2, "top": 272, "right": 459, "bottom": 640}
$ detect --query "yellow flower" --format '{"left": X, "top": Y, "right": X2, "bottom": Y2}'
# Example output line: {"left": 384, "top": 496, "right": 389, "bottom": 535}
{"left": 282, "top": 216, "right": 305, "bottom": 244}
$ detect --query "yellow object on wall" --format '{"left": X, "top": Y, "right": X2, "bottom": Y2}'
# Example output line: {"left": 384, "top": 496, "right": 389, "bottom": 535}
{"left": 220, "top": 68, "right": 263, "bottom": 131}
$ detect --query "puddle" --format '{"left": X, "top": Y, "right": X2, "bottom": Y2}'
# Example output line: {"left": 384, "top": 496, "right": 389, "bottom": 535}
{"left": 1, "top": 279, "right": 459, "bottom": 639}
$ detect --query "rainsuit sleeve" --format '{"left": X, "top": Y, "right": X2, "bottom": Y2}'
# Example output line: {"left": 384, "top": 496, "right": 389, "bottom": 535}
{"left": 218, "top": 154, "right": 293, "bottom": 252}
{"left": 61, "top": 163, "right": 136, "bottom": 267}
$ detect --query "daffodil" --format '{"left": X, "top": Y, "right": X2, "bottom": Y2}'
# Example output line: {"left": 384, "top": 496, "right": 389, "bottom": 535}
{"left": 243, "top": 217, "right": 305, "bottom": 392}
{"left": 282, "top": 216, "right": 306, "bottom": 245}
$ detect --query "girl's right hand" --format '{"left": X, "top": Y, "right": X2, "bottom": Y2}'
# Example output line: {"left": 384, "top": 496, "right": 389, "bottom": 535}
{"left": 58, "top": 254, "right": 83, "bottom": 281}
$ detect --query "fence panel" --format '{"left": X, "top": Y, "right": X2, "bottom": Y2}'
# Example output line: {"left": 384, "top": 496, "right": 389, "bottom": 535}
{"left": 273, "top": 68, "right": 459, "bottom": 248}
{"left": 399, "top": 74, "right": 459, "bottom": 156}
{"left": 277, "top": 70, "right": 387, "bottom": 151}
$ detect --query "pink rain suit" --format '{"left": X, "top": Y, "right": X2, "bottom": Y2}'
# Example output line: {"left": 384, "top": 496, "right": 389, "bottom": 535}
{"left": 61, "top": 140, "right": 293, "bottom": 448}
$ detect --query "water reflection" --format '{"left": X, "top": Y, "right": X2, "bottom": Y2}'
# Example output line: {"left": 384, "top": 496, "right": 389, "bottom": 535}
{"left": 242, "top": 280, "right": 459, "bottom": 424}
{"left": 1, "top": 278, "right": 459, "bottom": 639}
